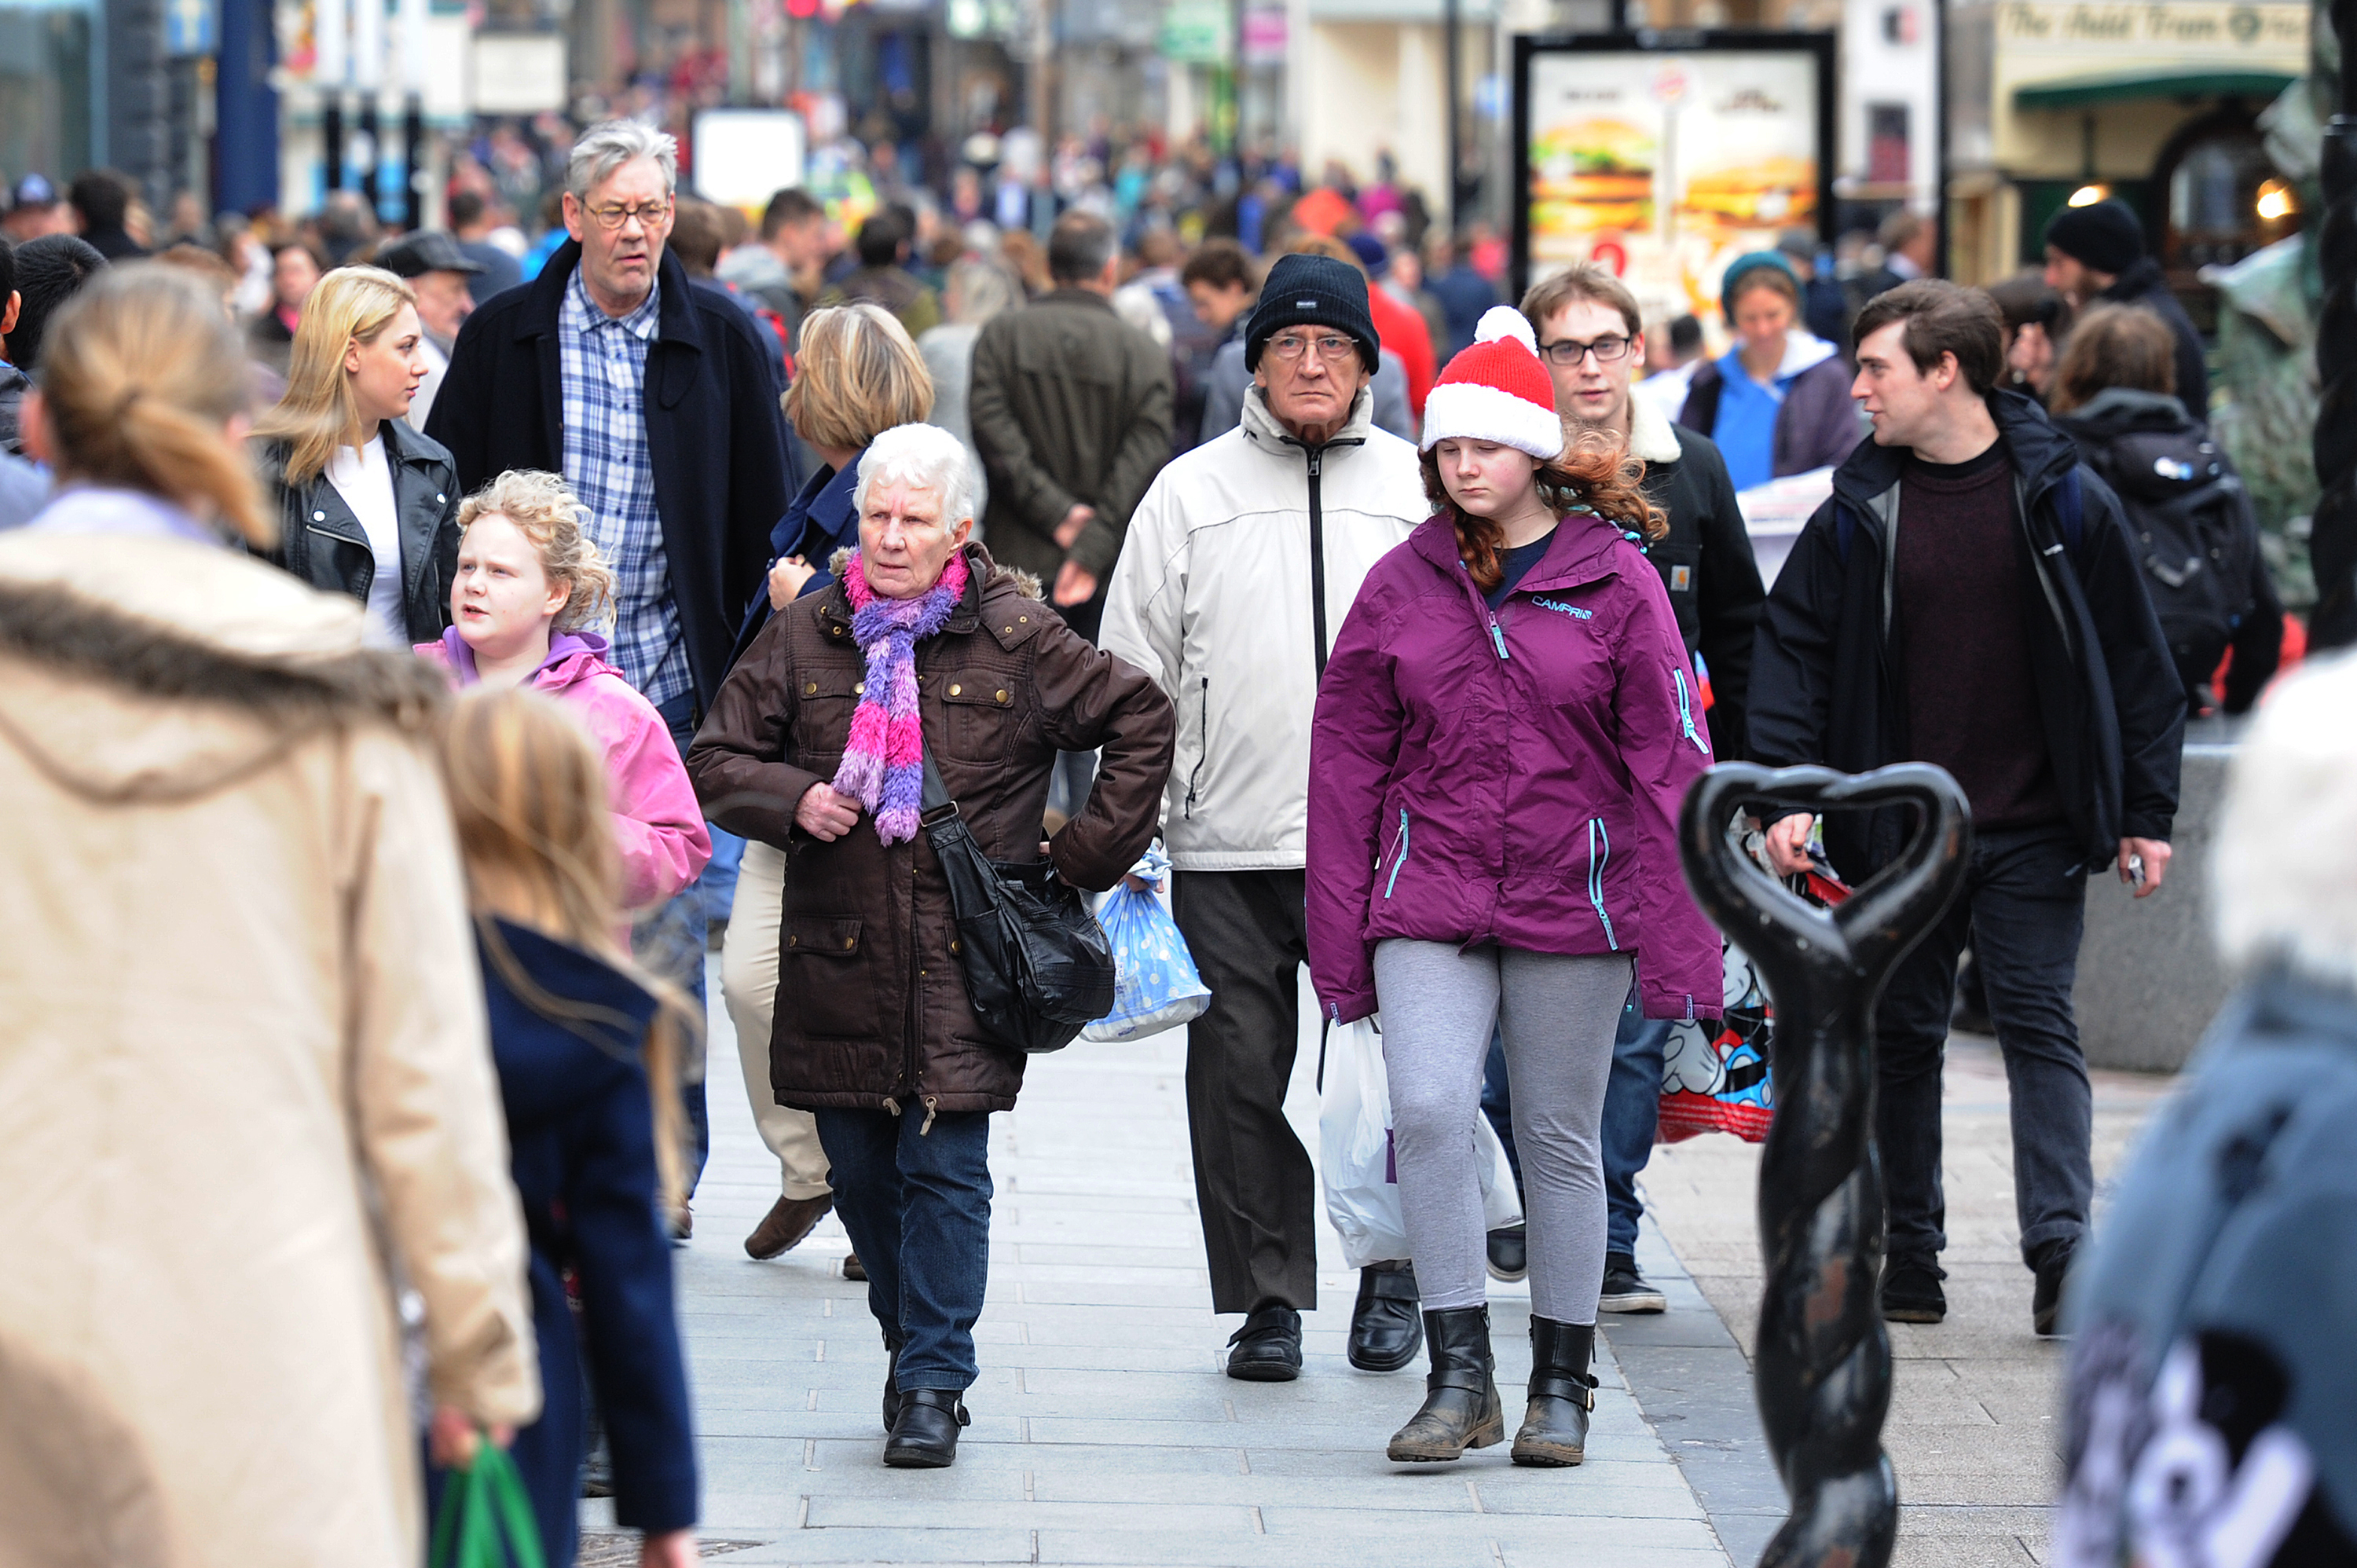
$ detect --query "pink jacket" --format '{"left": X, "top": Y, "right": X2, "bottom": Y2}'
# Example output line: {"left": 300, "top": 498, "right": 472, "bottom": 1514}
{"left": 419, "top": 630, "right": 713, "bottom": 908}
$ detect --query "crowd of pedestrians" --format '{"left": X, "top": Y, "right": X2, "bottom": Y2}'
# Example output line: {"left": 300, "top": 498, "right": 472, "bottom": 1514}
{"left": 0, "top": 105, "right": 2318, "bottom": 1564}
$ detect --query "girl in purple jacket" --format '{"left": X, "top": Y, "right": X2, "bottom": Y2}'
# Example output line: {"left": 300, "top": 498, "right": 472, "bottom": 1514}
{"left": 1307, "top": 308, "right": 1722, "bottom": 1470}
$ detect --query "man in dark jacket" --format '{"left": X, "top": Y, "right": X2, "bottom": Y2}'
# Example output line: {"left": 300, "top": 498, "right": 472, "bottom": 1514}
{"left": 1750, "top": 280, "right": 2185, "bottom": 1334}
{"left": 427, "top": 119, "right": 791, "bottom": 743}
{"left": 969, "top": 211, "right": 1173, "bottom": 641}
{"left": 1521, "top": 262, "right": 1766, "bottom": 1316}
{"left": 429, "top": 120, "right": 792, "bottom": 1218}
{"left": 2044, "top": 198, "right": 2209, "bottom": 416}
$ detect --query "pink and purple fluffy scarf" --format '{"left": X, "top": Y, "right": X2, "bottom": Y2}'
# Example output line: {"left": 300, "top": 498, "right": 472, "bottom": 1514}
{"left": 832, "top": 549, "right": 973, "bottom": 844}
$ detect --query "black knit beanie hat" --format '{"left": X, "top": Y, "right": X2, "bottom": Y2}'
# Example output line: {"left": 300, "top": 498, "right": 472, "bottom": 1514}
{"left": 2044, "top": 199, "right": 2144, "bottom": 277}
{"left": 1244, "top": 254, "right": 1380, "bottom": 374}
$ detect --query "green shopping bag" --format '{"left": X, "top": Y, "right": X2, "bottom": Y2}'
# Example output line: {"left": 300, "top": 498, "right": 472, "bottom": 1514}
{"left": 428, "top": 1438, "right": 548, "bottom": 1568}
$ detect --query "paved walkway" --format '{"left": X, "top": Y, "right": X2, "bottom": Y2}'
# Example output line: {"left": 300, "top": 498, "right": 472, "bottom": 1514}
{"left": 1643, "top": 1031, "right": 2173, "bottom": 1568}
{"left": 585, "top": 974, "right": 2174, "bottom": 1566}
{"left": 586, "top": 973, "right": 1763, "bottom": 1565}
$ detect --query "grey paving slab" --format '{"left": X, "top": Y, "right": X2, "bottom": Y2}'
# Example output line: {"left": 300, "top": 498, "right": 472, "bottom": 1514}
{"left": 605, "top": 962, "right": 1737, "bottom": 1562}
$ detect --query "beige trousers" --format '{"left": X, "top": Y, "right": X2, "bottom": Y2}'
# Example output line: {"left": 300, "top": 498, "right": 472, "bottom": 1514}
{"left": 721, "top": 838, "right": 834, "bottom": 1200}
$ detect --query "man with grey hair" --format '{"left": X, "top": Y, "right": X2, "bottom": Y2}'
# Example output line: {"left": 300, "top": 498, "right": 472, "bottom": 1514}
{"left": 430, "top": 118, "right": 794, "bottom": 1221}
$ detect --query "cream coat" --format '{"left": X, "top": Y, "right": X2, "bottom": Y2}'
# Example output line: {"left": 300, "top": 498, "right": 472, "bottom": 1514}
{"left": 0, "top": 531, "right": 538, "bottom": 1568}
{"left": 1101, "top": 384, "right": 1426, "bottom": 871}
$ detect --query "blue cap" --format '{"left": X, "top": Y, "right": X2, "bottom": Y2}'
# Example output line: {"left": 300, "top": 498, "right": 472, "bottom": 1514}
{"left": 10, "top": 173, "right": 57, "bottom": 210}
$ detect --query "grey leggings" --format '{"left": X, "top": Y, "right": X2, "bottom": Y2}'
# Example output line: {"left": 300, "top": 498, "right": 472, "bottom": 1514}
{"left": 1373, "top": 940, "right": 1633, "bottom": 1324}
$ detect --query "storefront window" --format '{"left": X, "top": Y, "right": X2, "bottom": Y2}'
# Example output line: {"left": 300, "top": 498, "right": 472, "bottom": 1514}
{"left": 0, "top": 1, "right": 93, "bottom": 186}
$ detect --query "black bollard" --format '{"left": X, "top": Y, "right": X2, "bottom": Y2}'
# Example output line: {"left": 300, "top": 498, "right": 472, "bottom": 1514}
{"left": 1677, "top": 762, "right": 1971, "bottom": 1568}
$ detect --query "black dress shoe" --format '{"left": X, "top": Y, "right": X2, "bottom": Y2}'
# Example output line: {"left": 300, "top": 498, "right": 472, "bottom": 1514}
{"left": 1881, "top": 1258, "right": 1947, "bottom": 1324}
{"left": 882, "top": 1388, "right": 970, "bottom": 1467}
{"left": 1225, "top": 1302, "right": 1303, "bottom": 1382}
{"left": 1486, "top": 1226, "right": 1528, "bottom": 1283}
{"left": 1348, "top": 1262, "right": 1423, "bottom": 1372}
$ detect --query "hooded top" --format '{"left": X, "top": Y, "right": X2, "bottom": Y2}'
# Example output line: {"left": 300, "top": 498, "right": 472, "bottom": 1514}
{"left": 420, "top": 626, "right": 712, "bottom": 908}
{"left": 1306, "top": 506, "right": 1725, "bottom": 1023}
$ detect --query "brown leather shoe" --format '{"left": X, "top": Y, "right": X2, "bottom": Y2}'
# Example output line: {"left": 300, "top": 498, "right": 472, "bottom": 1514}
{"left": 742, "top": 1193, "right": 833, "bottom": 1261}
{"left": 842, "top": 1251, "right": 867, "bottom": 1281}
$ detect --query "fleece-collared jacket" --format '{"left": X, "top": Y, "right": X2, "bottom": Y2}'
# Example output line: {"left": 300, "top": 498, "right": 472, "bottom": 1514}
{"left": 1305, "top": 508, "right": 1725, "bottom": 1024}
{"left": 1747, "top": 388, "right": 2187, "bottom": 880}
{"left": 1100, "top": 382, "right": 1426, "bottom": 872}
{"left": 687, "top": 544, "right": 1175, "bottom": 1116}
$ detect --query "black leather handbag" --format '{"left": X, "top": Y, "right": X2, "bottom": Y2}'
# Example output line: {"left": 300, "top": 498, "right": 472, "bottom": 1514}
{"left": 918, "top": 754, "right": 1116, "bottom": 1054}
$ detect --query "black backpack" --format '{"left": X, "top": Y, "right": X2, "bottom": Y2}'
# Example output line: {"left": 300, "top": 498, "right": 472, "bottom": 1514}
{"left": 2081, "top": 426, "right": 2257, "bottom": 699}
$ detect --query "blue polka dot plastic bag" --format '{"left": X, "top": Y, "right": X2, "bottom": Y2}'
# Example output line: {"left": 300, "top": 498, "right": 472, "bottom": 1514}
{"left": 1083, "top": 844, "right": 1213, "bottom": 1042}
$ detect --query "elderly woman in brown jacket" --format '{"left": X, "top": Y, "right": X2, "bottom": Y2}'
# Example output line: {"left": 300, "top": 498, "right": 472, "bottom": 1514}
{"left": 689, "top": 422, "right": 1174, "bottom": 1470}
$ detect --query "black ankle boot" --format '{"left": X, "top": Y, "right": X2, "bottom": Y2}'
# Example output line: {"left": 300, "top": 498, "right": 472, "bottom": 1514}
{"left": 1386, "top": 1306, "right": 1505, "bottom": 1463}
{"left": 1512, "top": 1317, "right": 1596, "bottom": 1467}
{"left": 883, "top": 1388, "right": 970, "bottom": 1468}
{"left": 882, "top": 1343, "right": 901, "bottom": 1432}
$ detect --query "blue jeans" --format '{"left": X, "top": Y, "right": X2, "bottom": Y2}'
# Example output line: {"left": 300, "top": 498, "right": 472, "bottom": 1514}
{"left": 1601, "top": 988, "right": 1671, "bottom": 1259}
{"left": 815, "top": 1105, "right": 995, "bottom": 1390}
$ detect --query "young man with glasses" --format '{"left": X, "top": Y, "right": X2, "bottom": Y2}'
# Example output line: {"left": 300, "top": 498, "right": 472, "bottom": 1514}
{"left": 429, "top": 119, "right": 794, "bottom": 1225}
{"left": 1481, "top": 265, "right": 1763, "bottom": 1314}
{"left": 1103, "top": 253, "right": 1430, "bottom": 1383}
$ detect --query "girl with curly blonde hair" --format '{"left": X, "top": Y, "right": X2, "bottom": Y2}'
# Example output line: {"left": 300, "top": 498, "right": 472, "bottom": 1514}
{"left": 416, "top": 468, "right": 709, "bottom": 912}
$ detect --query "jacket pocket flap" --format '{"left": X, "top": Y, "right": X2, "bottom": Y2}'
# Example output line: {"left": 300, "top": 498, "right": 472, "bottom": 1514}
{"left": 939, "top": 677, "right": 1018, "bottom": 708}
{"left": 795, "top": 669, "right": 863, "bottom": 701}
{"left": 786, "top": 916, "right": 863, "bottom": 956}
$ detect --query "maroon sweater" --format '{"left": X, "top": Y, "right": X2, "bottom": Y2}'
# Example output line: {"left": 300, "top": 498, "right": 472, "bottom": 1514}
{"left": 1893, "top": 443, "right": 2064, "bottom": 829}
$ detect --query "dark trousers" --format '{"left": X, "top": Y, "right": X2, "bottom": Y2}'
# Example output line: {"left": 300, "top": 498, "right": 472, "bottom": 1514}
{"left": 814, "top": 1105, "right": 994, "bottom": 1390}
{"left": 1172, "top": 868, "right": 1320, "bottom": 1313}
{"left": 1601, "top": 989, "right": 1670, "bottom": 1259}
{"left": 1875, "top": 822, "right": 2093, "bottom": 1273}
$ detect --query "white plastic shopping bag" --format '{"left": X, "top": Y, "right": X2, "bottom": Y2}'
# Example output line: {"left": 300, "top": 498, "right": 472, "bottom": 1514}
{"left": 1319, "top": 1017, "right": 1525, "bottom": 1270}
{"left": 1082, "top": 844, "right": 1211, "bottom": 1042}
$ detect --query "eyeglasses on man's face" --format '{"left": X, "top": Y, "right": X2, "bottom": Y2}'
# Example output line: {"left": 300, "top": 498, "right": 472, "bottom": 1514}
{"left": 1538, "top": 333, "right": 1634, "bottom": 366}
{"left": 1268, "top": 332, "right": 1360, "bottom": 365}
{"left": 583, "top": 198, "right": 674, "bottom": 231}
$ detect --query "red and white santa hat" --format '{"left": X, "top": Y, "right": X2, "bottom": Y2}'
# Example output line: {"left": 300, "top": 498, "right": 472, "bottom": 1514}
{"left": 1419, "top": 306, "right": 1565, "bottom": 460}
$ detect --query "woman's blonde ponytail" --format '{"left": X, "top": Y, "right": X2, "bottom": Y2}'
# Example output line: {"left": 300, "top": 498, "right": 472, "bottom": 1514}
{"left": 37, "top": 265, "right": 272, "bottom": 547}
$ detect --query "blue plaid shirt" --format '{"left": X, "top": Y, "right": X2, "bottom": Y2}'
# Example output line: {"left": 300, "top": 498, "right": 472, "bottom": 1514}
{"left": 558, "top": 267, "right": 690, "bottom": 707}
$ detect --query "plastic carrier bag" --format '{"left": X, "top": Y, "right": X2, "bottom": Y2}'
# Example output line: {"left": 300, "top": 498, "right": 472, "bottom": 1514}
{"left": 1319, "top": 1017, "right": 1523, "bottom": 1270}
{"left": 1082, "top": 844, "right": 1212, "bottom": 1042}
{"left": 428, "top": 1440, "right": 546, "bottom": 1568}
{"left": 1655, "top": 839, "right": 1849, "bottom": 1145}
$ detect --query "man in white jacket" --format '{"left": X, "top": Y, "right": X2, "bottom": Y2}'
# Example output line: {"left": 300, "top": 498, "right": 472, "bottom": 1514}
{"left": 1102, "top": 255, "right": 1429, "bottom": 1383}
